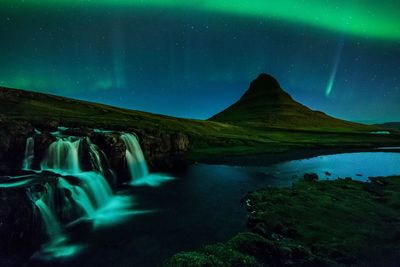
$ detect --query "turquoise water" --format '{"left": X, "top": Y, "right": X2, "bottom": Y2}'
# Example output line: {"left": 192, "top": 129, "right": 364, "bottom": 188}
{"left": 28, "top": 150, "right": 400, "bottom": 267}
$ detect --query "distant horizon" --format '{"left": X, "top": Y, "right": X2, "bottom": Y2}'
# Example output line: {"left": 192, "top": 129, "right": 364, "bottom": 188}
{"left": 3, "top": 80, "right": 399, "bottom": 125}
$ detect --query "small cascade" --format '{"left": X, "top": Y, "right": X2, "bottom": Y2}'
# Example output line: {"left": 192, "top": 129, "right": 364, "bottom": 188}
{"left": 34, "top": 197, "right": 64, "bottom": 243}
{"left": 86, "top": 137, "right": 116, "bottom": 182}
{"left": 58, "top": 178, "right": 96, "bottom": 218}
{"left": 40, "top": 136, "right": 118, "bottom": 220}
{"left": 22, "top": 137, "right": 35, "bottom": 170}
{"left": 29, "top": 184, "right": 81, "bottom": 259}
{"left": 121, "top": 133, "right": 173, "bottom": 187}
{"left": 120, "top": 133, "right": 149, "bottom": 182}
{"left": 41, "top": 137, "right": 81, "bottom": 174}
{"left": 73, "top": 172, "right": 113, "bottom": 209}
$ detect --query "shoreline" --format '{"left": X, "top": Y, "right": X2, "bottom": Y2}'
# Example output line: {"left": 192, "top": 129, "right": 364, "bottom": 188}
{"left": 193, "top": 146, "right": 400, "bottom": 167}
{"left": 165, "top": 175, "right": 400, "bottom": 266}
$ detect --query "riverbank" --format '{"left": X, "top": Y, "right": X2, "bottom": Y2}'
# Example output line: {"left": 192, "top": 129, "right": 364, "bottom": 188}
{"left": 165, "top": 176, "right": 400, "bottom": 266}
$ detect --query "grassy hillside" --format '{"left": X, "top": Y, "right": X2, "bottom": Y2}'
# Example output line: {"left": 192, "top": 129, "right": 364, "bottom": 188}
{"left": 374, "top": 122, "right": 400, "bottom": 131}
{"left": 1, "top": 77, "right": 399, "bottom": 163}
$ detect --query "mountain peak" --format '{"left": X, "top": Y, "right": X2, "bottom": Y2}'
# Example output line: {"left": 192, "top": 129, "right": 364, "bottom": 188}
{"left": 239, "top": 74, "right": 285, "bottom": 102}
{"left": 209, "top": 73, "right": 365, "bottom": 131}
{"left": 253, "top": 73, "right": 281, "bottom": 89}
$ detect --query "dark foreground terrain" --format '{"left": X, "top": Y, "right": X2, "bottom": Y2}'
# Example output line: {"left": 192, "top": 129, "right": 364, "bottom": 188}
{"left": 166, "top": 176, "right": 400, "bottom": 266}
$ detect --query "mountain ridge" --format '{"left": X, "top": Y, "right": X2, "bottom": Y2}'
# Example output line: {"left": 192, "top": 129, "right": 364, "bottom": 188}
{"left": 210, "top": 73, "right": 369, "bottom": 132}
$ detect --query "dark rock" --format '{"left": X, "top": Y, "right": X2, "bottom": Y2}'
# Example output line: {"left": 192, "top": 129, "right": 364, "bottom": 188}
{"left": 32, "top": 132, "right": 57, "bottom": 170}
{"left": 0, "top": 187, "right": 44, "bottom": 253}
{"left": 0, "top": 117, "right": 34, "bottom": 174}
{"left": 136, "top": 130, "right": 189, "bottom": 172}
{"left": 33, "top": 120, "right": 59, "bottom": 132}
{"left": 92, "top": 132, "right": 128, "bottom": 183}
{"left": 303, "top": 173, "right": 319, "bottom": 182}
{"left": 62, "top": 127, "right": 94, "bottom": 137}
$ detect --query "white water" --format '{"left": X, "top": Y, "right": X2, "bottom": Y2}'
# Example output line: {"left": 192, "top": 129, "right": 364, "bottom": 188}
{"left": 41, "top": 137, "right": 81, "bottom": 174}
{"left": 40, "top": 136, "right": 130, "bottom": 223}
{"left": 120, "top": 133, "right": 149, "bottom": 181}
{"left": 22, "top": 137, "right": 34, "bottom": 170}
{"left": 34, "top": 135, "right": 135, "bottom": 258}
{"left": 121, "top": 133, "right": 173, "bottom": 186}
{"left": 15, "top": 131, "right": 172, "bottom": 259}
{"left": 31, "top": 184, "right": 82, "bottom": 260}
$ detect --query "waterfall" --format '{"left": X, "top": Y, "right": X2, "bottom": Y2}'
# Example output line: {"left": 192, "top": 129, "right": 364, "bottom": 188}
{"left": 72, "top": 172, "right": 113, "bottom": 209}
{"left": 29, "top": 184, "right": 82, "bottom": 260}
{"left": 13, "top": 131, "right": 167, "bottom": 258}
{"left": 34, "top": 197, "right": 64, "bottom": 243}
{"left": 41, "top": 137, "right": 81, "bottom": 174}
{"left": 22, "top": 137, "right": 35, "bottom": 170}
{"left": 58, "top": 178, "right": 96, "bottom": 218}
{"left": 40, "top": 137, "right": 117, "bottom": 221}
{"left": 120, "top": 133, "right": 149, "bottom": 181}
{"left": 86, "top": 137, "right": 116, "bottom": 181}
{"left": 120, "top": 133, "right": 173, "bottom": 187}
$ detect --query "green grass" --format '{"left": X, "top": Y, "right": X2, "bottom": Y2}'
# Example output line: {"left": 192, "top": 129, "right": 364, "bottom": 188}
{"left": 1, "top": 86, "right": 400, "bottom": 163}
{"left": 166, "top": 176, "right": 400, "bottom": 266}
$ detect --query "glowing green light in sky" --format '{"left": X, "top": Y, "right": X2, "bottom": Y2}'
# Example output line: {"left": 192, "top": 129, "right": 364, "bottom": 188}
{"left": 7, "top": 0, "right": 400, "bottom": 41}
{"left": 326, "top": 41, "right": 345, "bottom": 97}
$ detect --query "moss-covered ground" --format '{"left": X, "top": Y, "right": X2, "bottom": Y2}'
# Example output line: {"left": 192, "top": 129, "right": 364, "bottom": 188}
{"left": 165, "top": 176, "right": 400, "bottom": 266}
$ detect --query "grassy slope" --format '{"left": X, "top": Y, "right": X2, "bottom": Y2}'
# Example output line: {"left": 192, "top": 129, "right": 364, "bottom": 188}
{"left": 1, "top": 86, "right": 400, "bottom": 162}
{"left": 165, "top": 176, "right": 400, "bottom": 266}
{"left": 374, "top": 122, "right": 400, "bottom": 131}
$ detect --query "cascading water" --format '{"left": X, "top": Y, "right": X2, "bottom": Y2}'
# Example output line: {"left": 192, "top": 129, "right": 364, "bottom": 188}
{"left": 40, "top": 136, "right": 129, "bottom": 223}
{"left": 22, "top": 137, "right": 34, "bottom": 170}
{"left": 4, "top": 129, "right": 171, "bottom": 259}
{"left": 29, "top": 135, "right": 138, "bottom": 258}
{"left": 41, "top": 137, "right": 81, "bottom": 174}
{"left": 120, "top": 133, "right": 149, "bottom": 180}
{"left": 29, "top": 184, "right": 82, "bottom": 259}
{"left": 120, "top": 133, "right": 172, "bottom": 186}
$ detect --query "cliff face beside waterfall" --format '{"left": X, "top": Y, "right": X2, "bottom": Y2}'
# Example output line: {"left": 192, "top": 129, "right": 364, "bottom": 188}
{"left": 0, "top": 116, "right": 189, "bottom": 176}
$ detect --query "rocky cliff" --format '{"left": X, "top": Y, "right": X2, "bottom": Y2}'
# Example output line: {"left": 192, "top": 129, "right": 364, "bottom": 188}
{"left": 0, "top": 116, "right": 190, "bottom": 176}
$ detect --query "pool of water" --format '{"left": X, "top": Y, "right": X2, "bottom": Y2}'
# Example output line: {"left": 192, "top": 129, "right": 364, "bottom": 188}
{"left": 28, "top": 151, "right": 400, "bottom": 267}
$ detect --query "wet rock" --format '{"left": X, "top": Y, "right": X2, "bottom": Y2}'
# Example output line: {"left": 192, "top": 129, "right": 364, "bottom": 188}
{"left": 92, "top": 132, "right": 129, "bottom": 183}
{"left": 0, "top": 187, "right": 44, "bottom": 253}
{"left": 32, "top": 132, "right": 57, "bottom": 170}
{"left": 138, "top": 131, "right": 190, "bottom": 172}
{"left": 62, "top": 127, "right": 94, "bottom": 137}
{"left": 0, "top": 117, "right": 34, "bottom": 174}
{"left": 33, "top": 120, "right": 59, "bottom": 132}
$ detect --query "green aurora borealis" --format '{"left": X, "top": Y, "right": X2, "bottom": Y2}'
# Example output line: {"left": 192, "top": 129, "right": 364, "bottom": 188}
{"left": 5, "top": 0, "right": 400, "bottom": 40}
{"left": 0, "top": 0, "right": 399, "bottom": 121}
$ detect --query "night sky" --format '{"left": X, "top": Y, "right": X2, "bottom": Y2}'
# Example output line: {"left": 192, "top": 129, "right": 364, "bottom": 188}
{"left": 0, "top": 1, "right": 399, "bottom": 122}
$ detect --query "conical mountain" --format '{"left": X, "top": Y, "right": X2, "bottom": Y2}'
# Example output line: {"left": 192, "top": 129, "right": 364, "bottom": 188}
{"left": 210, "top": 74, "right": 368, "bottom": 131}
